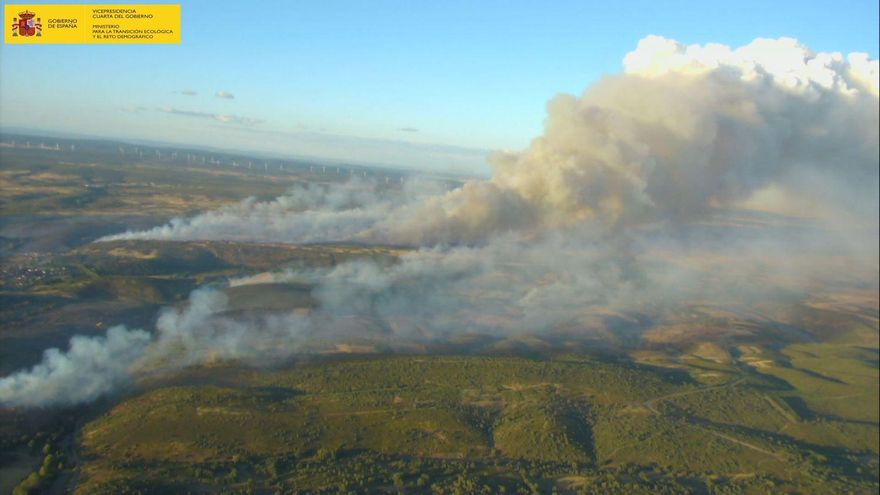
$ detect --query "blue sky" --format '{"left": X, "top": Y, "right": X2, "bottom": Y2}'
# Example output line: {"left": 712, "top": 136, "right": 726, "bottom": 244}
{"left": 2, "top": 0, "right": 878, "bottom": 173}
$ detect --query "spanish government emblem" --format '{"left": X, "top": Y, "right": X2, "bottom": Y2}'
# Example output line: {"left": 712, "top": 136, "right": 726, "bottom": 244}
{"left": 11, "top": 10, "right": 42, "bottom": 37}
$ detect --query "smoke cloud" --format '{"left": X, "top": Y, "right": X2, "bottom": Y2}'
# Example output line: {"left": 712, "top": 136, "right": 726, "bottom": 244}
{"left": 3, "top": 36, "right": 878, "bottom": 408}
{"left": 105, "top": 36, "right": 878, "bottom": 245}
{"left": 0, "top": 326, "right": 151, "bottom": 408}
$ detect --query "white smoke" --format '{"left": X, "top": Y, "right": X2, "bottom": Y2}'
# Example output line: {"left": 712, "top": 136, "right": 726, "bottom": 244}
{"left": 99, "top": 180, "right": 408, "bottom": 244}
{"left": 4, "top": 36, "right": 878, "bottom": 408}
{"left": 485, "top": 36, "right": 878, "bottom": 231}
{"left": 102, "top": 36, "right": 878, "bottom": 245}
{"left": 0, "top": 289, "right": 314, "bottom": 408}
{"left": 0, "top": 326, "right": 151, "bottom": 408}
{"left": 147, "top": 288, "right": 312, "bottom": 367}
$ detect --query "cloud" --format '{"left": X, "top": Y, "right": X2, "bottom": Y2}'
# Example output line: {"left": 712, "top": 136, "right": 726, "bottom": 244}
{"left": 178, "top": 89, "right": 198, "bottom": 96}
{"left": 216, "top": 91, "right": 235, "bottom": 99}
{"left": 622, "top": 36, "right": 878, "bottom": 97}
{"left": 398, "top": 127, "right": 419, "bottom": 132}
{"left": 158, "top": 106, "right": 262, "bottom": 126}
{"left": 120, "top": 105, "right": 148, "bottom": 113}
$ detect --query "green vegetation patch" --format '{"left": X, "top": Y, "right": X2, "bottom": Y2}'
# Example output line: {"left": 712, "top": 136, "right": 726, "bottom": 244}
{"left": 72, "top": 355, "right": 879, "bottom": 493}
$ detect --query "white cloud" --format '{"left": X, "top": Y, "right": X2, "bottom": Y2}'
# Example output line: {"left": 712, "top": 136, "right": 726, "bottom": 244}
{"left": 158, "top": 106, "right": 262, "bottom": 125}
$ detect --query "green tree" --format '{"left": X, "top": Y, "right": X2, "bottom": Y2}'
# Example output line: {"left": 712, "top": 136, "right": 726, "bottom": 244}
{"left": 13, "top": 472, "right": 42, "bottom": 495}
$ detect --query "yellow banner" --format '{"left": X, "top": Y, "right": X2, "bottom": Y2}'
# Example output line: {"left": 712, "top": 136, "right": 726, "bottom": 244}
{"left": 4, "top": 4, "right": 180, "bottom": 44}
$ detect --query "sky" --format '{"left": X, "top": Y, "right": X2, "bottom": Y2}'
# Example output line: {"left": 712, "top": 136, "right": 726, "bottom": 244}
{"left": 1, "top": 0, "right": 878, "bottom": 174}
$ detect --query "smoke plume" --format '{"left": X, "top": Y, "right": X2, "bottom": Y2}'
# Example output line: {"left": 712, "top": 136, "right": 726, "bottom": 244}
{"left": 104, "top": 35, "right": 879, "bottom": 245}
{"left": 3, "top": 36, "right": 878, "bottom": 408}
{"left": 0, "top": 326, "right": 151, "bottom": 408}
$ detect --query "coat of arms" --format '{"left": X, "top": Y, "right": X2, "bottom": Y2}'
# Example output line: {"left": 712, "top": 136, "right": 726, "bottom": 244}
{"left": 11, "top": 10, "right": 42, "bottom": 37}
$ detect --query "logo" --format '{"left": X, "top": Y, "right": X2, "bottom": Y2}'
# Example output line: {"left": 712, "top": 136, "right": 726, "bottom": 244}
{"left": 11, "top": 10, "right": 42, "bottom": 37}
